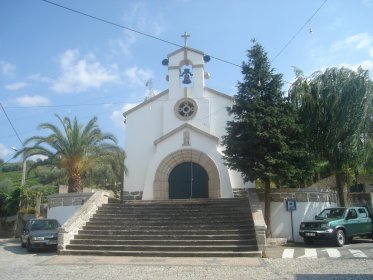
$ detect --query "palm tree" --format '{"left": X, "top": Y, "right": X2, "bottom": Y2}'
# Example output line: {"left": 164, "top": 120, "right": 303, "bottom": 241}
{"left": 16, "top": 114, "right": 122, "bottom": 193}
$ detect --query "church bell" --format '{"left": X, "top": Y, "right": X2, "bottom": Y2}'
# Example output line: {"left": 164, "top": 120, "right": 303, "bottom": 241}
{"left": 182, "top": 73, "right": 192, "bottom": 84}
{"left": 180, "top": 68, "right": 193, "bottom": 85}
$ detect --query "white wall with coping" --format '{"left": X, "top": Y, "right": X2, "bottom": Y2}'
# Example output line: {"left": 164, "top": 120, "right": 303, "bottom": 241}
{"left": 48, "top": 205, "right": 81, "bottom": 225}
{"left": 57, "top": 191, "right": 109, "bottom": 252}
{"left": 270, "top": 201, "right": 337, "bottom": 242}
{"left": 47, "top": 193, "right": 93, "bottom": 225}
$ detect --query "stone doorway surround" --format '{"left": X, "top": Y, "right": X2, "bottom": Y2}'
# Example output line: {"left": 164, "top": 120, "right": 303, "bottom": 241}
{"left": 153, "top": 149, "right": 220, "bottom": 200}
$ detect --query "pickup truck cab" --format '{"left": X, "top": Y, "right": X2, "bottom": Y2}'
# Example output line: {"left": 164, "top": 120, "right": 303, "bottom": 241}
{"left": 299, "top": 206, "right": 373, "bottom": 246}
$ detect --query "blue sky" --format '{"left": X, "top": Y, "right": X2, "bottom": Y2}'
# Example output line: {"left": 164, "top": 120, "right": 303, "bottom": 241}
{"left": 1, "top": 0, "right": 372, "bottom": 162}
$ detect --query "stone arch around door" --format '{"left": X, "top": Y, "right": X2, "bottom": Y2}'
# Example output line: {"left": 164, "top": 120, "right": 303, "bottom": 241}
{"left": 153, "top": 149, "right": 220, "bottom": 200}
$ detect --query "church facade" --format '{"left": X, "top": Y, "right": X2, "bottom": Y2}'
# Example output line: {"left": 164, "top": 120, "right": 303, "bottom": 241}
{"left": 122, "top": 42, "right": 255, "bottom": 200}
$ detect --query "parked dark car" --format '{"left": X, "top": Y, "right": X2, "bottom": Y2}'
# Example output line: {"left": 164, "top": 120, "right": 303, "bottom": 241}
{"left": 20, "top": 219, "right": 60, "bottom": 252}
{"left": 299, "top": 207, "right": 373, "bottom": 247}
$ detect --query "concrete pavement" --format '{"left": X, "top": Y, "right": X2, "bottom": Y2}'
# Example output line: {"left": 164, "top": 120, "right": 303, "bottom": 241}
{"left": 2, "top": 238, "right": 373, "bottom": 280}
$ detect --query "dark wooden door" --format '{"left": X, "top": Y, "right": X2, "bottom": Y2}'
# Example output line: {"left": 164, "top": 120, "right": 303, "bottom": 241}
{"left": 168, "top": 162, "right": 209, "bottom": 199}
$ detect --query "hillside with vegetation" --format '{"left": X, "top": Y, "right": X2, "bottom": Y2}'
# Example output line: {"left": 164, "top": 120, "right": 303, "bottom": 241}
{"left": 0, "top": 156, "right": 124, "bottom": 218}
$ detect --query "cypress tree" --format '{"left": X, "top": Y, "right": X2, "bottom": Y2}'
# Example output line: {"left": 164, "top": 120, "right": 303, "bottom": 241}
{"left": 222, "top": 41, "right": 313, "bottom": 236}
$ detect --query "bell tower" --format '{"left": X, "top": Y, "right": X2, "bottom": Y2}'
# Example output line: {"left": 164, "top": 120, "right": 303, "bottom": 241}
{"left": 161, "top": 32, "right": 211, "bottom": 101}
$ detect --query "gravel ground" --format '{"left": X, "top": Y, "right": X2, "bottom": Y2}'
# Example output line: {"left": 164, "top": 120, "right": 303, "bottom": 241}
{"left": 1, "top": 238, "right": 373, "bottom": 280}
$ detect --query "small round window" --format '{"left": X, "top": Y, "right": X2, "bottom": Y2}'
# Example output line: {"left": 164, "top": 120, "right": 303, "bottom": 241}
{"left": 175, "top": 98, "right": 198, "bottom": 120}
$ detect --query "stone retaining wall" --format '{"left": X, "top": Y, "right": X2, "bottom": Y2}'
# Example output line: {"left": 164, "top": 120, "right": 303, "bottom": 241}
{"left": 48, "top": 193, "right": 93, "bottom": 208}
{"left": 122, "top": 191, "right": 143, "bottom": 200}
{"left": 256, "top": 188, "right": 338, "bottom": 203}
{"left": 233, "top": 188, "right": 267, "bottom": 252}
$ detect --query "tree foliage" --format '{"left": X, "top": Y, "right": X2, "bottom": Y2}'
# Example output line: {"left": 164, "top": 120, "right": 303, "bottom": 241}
{"left": 289, "top": 67, "right": 373, "bottom": 206}
{"left": 15, "top": 115, "right": 123, "bottom": 193}
{"left": 84, "top": 149, "right": 127, "bottom": 197}
{"left": 222, "top": 41, "right": 313, "bottom": 236}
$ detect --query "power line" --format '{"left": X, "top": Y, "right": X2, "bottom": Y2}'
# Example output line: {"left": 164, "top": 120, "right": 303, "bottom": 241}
{"left": 2, "top": 95, "right": 231, "bottom": 110}
{"left": 40, "top": 0, "right": 241, "bottom": 68}
{"left": 4, "top": 101, "right": 128, "bottom": 109}
{"left": 41, "top": 0, "right": 328, "bottom": 68}
{"left": 271, "top": 0, "right": 328, "bottom": 62}
{"left": 0, "top": 102, "right": 24, "bottom": 147}
{"left": 41, "top": 0, "right": 182, "bottom": 49}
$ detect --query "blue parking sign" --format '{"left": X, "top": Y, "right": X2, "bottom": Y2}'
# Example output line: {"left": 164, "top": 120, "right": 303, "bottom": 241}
{"left": 286, "top": 198, "right": 297, "bottom": 211}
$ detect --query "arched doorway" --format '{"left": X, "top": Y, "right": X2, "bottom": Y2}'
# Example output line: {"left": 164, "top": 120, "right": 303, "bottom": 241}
{"left": 153, "top": 149, "right": 220, "bottom": 200}
{"left": 169, "top": 162, "right": 209, "bottom": 199}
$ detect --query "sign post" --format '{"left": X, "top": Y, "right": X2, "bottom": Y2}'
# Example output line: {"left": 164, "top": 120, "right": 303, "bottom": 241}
{"left": 285, "top": 198, "right": 297, "bottom": 242}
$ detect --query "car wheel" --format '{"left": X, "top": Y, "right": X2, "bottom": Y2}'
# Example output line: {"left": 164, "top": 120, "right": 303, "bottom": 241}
{"left": 304, "top": 237, "right": 314, "bottom": 245}
{"left": 20, "top": 238, "right": 26, "bottom": 248}
{"left": 26, "top": 239, "right": 33, "bottom": 253}
{"left": 335, "top": 229, "right": 345, "bottom": 247}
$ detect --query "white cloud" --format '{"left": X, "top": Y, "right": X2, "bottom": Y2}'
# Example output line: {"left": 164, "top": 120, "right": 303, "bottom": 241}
{"left": 362, "top": 0, "right": 373, "bottom": 6}
{"left": 111, "top": 103, "right": 139, "bottom": 127}
{"left": 4, "top": 82, "right": 27, "bottom": 91}
{"left": 339, "top": 60, "right": 373, "bottom": 73}
{"left": 107, "top": 2, "right": 165, "bottom": 59}
{"left": 15, "top": 95, "right": 51, "bottom": 107}
{"left": 108, "top": 33, "right": 137, "bottom": 58}
{"left": 325, "top": 33, "right": 373, "bottom": 75}
{"left": 0, "top": 144, "right": 12, "bottom": 160}
{"left": 331, "top": 33, "right": 373, "bottom": 52}
{"left": 52, "top": 49, "right": 119, "bottom": 93}
{"left": 124, "top": 66, "right": 153, "bottom": 87}
{"left": 0, "top": 61, "right": 16, "bottom": 78}
{"left": 28, "top": 73, "right": 52, "bottom": 83}
{"left": 28, "top": 155, "right": 48, "bottom": 162}
{"left": 123, "top": 2, "right": 165, "bottom": 37}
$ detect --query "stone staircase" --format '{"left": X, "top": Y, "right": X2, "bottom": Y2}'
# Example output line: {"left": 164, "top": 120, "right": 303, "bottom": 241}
{"left": 59, "top": 198, "right": 262, "bottom": 257}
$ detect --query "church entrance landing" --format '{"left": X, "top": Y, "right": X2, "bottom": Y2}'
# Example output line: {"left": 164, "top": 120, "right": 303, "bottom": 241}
{"left": 169, "top": 162, "right": 208, "bottom": 199}
{"left": 153, "top": 149, "right": 220, "bottom": 200}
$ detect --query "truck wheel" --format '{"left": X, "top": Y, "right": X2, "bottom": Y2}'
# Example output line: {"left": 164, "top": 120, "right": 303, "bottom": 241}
{"left": 26, "top": 239, "right": 34, "bottom": 253}
{"left": 304, "top": 237, "right": 314, "bottom": 245}
{"left": 335, "top": 229, "right": 345, "bottom": 247}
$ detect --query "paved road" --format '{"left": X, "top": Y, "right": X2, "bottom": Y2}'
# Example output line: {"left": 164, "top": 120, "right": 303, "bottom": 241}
{"left": 265, "top": 238, "right": 373, "bottom": 259}
{"left": 2, "top": 238, "right": 373, "bottom": 280}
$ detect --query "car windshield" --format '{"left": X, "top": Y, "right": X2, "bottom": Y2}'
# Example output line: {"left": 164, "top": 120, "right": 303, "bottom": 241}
{"left": 30, "top": 220, "right": 60, "bottom": 230}
{"left": 318, "top": 208, "right": 345, "bottom": 219}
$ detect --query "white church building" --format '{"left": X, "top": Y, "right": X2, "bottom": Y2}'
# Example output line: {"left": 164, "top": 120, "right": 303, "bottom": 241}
{"left": 122, "top": 37, "right": 255, "bottom": 201}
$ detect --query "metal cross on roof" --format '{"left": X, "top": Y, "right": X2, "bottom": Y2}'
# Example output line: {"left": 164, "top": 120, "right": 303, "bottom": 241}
{"left": 181, "top": 32, "right": 190, "bottom": 47}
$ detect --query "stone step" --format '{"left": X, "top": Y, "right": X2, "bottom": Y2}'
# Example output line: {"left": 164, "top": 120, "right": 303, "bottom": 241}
{"left": 65, "top": 244, "right": 259, "bottom": 252}
{"left": 60, "top": 198, "right": 259, "bottom": 257}
{"left": 87, "top": 218, "right": 253, "bottom": 225}
{"left": 69, "top": 239, "right": 257, "bottom": 246}
{"left": 109, "top": 198, "right": 249, "bottom": 204}
{"left": 77, "top": 228, "right": 254, "bottom": 235}
{"left": 60, "top": 249, "right": 262, "bottom": 257}
{"left": 101, "top": 206, "right": 251, "bottom": 212}
{"left": 101, "top": 199, "right": 250, "bottom": 208}
{"left": 74, "top": 234, "right": 255, "bottom": 241}
{"left": 82, "top": 224, "right": 253, "bottom": 231}
{"left": 90, "top": 215, "right": 253, "bottom": 222}
{"left": 101, "top": 201, "right": 250, "bottom": 207}
{"left": 96, "top": 207, "right": 252, "bottom": 213}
